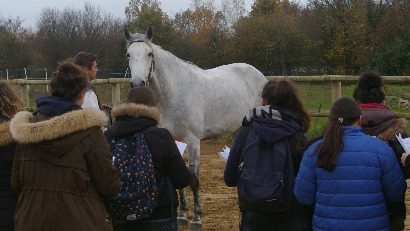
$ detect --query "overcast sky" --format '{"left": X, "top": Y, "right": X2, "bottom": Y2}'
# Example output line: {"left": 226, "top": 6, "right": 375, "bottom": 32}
{"left": 0, "top": 0, "right": 260, "bottom": 29}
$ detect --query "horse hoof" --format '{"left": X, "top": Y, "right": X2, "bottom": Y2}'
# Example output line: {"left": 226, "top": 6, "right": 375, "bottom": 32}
{"left": 189, "top": 221, "right": 202, "bottom": 231}
{"left": 177, "top": 217, "right": 189, "bottom": 229}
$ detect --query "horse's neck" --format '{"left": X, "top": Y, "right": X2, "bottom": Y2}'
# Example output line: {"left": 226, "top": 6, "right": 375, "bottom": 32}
{"left": 151, "top": 45, "right": 198, "bottom": 111}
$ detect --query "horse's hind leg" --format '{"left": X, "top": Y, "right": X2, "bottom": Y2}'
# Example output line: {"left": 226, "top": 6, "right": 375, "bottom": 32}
{"left": 177, "top": 188, "right": 189, "bottom": 229}
{"left": 189, "top": 164, "right": 202, "bottom": 230}
{"left": 188, "top": 140, "right": 202, "bottom": 231}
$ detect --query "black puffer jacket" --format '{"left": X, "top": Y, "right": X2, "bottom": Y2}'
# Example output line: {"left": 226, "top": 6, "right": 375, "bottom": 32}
{"left": 0, "top": 116, "right": 18, "bottom": 231}
{"left": 106, "top": 103, "right": 191, "bottom": 220}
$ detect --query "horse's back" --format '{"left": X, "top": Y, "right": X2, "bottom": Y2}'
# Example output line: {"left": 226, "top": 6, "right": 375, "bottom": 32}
{"left": 159, "top": 60, "right": 267, "bottom": 140}
{"left": 207, "top": 63, "right": 265, "bottom": 80}
{"left": 204, "top": 63, "right": 266, "bottom": 92}
{"left": 190, "top": 63, "right": 267, "bottom": 138}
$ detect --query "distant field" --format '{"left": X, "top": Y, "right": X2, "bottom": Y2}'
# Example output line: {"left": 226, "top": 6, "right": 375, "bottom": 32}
{"left": 17, "top": 81, "right": 410, "bottom": 139}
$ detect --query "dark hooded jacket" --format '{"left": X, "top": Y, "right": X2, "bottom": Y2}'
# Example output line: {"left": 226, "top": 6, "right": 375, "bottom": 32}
{"left": 0, "top": 116, "right": 18, "bottom": 231}
{"left": 105, "top": 103, "right": 191, "bottom": 221}
{"left": 361, "top": 107, "right": 408, "bottom": 163}
{"left": 224, "top": 105, "right": 307, "bottom": 213}
{"left": 10, "top": 96, "right": 120, "bottom": 231}
{"left": 359, "top": 106, "right": 408, "bottom": 230}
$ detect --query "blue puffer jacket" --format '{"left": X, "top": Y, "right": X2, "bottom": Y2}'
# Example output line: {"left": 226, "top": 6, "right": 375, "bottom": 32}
{"left": 294, "top": 126, "right": 406, "bottom": 231}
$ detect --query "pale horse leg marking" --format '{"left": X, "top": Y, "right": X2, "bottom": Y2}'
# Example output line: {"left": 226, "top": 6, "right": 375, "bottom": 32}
{"left": 178, "top": 138, "right": 202, "bottom": 229}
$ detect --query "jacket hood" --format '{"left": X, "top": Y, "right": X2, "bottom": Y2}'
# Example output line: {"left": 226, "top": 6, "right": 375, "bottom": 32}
{"left": 10, "top": 109, "right": 107, "bottom": 159}
{"left": 0, "top": 121, "right": 13, "bottom": 147}
{"left": 11, "top": 109, "right": 107, "bottom": 144}
{"left": 361, "top": 107, "right": 407, "bottom": 140}
{"left": 111, "top": 103, "right": 160, "bottom": 122}
{"left": 107, "top": 103, "right": 160, "bottom": 140}
{"left": 36, "top": 95, "right": 81, "bottom": 117}
{"left": 252, "top": 118, "right": 303, "bottom": 144}
{"left": 245, "top": 105, "right": 303, "bottom": 144}
{"left": 243, "top": 105, "right": 282, "bottom": 125}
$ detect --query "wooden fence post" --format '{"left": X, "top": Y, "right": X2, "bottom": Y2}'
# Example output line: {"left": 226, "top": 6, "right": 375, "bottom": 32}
{"left": 331, "top": 81, "right": 341, "bottom": 103}
{"left": 112, "top": 83, "right": 121, "bottom": 106}
{"left": 17, "top": 83, "right": 29, "bottom": 107}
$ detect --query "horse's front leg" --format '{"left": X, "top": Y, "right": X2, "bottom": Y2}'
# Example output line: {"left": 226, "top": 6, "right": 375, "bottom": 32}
{"left": 188, "top": 139, "right": 202, "bottom": 231}
{"left": 177, "top": 188, "right": 189, "bottom": 228}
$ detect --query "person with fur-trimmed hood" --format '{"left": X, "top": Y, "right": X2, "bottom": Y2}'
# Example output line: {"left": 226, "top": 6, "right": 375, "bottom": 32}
{"left": 353, "top": 71, "right": 408, "bottom": 231}
{"left": 105, "top": 87, "right": 191, "bottom": 231}
{"left": 0, "top": 82, "right": 24, "bottom": 231}
{"left": 10, "top": 61, "right": 120, "bottom": 231}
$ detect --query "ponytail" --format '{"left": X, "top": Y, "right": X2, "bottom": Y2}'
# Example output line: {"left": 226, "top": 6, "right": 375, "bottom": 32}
{"left": 316, "top": 119, "right": 344, "bottom": 171}
{"left": 315, "top": 97, "right": 362, "bottom": 171}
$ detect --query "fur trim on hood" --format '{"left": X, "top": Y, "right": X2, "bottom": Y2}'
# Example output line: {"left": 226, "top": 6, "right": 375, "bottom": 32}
{"left": 0, "top": 121, "right": 13, "bottom": 146}
{"left": 10, "top": 109, "right": 107, "bottom": 144}
{"left": 377, "top": 118, "right": 407, "bottom": 141}
{"left": 111, "top": 103, "right": 161, "bottom": 123}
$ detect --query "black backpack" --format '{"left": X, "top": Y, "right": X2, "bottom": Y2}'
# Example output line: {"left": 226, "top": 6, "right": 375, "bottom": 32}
{"left": 237, "top": 128, "right": 295, "bottom": 212}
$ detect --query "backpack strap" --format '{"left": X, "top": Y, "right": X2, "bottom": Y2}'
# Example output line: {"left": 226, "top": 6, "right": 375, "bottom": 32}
{"left": 109, "top": 138, "right": 116, "bottom": 153}
{"left": 238, "top": 125, "right": 256, "bottom": 175}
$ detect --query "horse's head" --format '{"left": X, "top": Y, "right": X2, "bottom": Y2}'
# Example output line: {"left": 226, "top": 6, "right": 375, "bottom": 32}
{"left": 124, "top": 26, "right": 155, "bottom": 88}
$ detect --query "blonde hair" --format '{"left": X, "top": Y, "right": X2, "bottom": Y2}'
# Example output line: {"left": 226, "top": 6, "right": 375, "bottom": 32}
{"left": 0, "top": 82, "right": 24, "bottom": 120}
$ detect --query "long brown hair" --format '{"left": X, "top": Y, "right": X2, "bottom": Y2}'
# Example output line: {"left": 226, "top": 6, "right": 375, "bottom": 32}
{"left": 0, "top": 82, "right": 24, "bottom": 120}
{"left": 316, "top": 97, "right": 362, "bottom": 171}
{"left": 262, "top": 78, "right": 311, "bottom": 132}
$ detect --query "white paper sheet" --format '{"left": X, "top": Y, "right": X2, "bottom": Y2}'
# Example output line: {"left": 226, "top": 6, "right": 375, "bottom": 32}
{"left": 219, "top": 146, "right": 230, "bottom": 161}
{"left": 396, "top": 133, "right": 410, "bottom": 153}
{"left": 175, "top": 140, "right": 187, "bottom": 156}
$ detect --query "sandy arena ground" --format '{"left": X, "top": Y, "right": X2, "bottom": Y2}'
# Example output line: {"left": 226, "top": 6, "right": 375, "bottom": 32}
{"left": 178, "top": 139, "right": 240, "bottom": 231}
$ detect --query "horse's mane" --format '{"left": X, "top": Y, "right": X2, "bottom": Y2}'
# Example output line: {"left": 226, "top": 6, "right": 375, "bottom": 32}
{"left": 127, "top": 32, "right": 202, "bottom": 71}
{"left": 151, "top": 43, "right": 202, "bottom": 71}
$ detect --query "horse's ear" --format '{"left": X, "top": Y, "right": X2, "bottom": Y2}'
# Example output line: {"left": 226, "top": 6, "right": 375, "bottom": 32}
{"left": 146, "top": 26, "right": 154, "bottom": 41}
{"left": 124, "top": 26, "right": 132, "bottom": 41}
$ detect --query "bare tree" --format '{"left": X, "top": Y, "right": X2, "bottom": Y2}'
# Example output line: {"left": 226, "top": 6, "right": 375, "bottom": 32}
{"left": 125, "top": 0, "right": 161, "bottom": 20}
{"left": 34, "top": 3, "right": 125, "bottom": 70}
{"left": 221, "top": 0, "right": 246, "bottom": 31}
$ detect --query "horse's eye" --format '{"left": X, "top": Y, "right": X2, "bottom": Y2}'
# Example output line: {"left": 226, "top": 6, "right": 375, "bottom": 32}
{"left": 126, "top": 53, "right": 130, "bottom": 58}
{"left": 148, "top": 52, "right": 153, "bottom": 57}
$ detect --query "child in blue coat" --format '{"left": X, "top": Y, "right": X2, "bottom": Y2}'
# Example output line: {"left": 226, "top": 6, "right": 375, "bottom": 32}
{"left": 294, "top": 97, "right": 406, "bottom": 231}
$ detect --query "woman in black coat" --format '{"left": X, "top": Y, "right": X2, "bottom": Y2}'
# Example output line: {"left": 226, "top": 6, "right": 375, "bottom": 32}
{"left": 0, "top": 83, "right": 23, "bottom": 231}
{"left": 353, "top": 72, "right": 408, "bottom": 231}
{"left": 105, "top": 87, "right": 191, "bottom": 231}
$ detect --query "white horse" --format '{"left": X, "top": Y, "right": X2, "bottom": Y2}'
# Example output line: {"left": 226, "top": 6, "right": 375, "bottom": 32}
{"left": 124, "top": 26, "right": 267, "bottom": 230}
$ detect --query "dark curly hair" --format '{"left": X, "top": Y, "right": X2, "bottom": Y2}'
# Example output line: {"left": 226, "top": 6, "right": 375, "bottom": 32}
{"left": 50, "top": 61, "right": 89, "bottom": 101}
{"left": 353, "top": 72, "right": 385, "bottom": 104}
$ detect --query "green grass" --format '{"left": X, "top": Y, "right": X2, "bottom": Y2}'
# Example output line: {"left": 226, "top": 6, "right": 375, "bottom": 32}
{"left": 17, "top": 82, "right": 410, "bottom": 139}
{"left": 297, "top": 82, "right": 410, "bottom": 138}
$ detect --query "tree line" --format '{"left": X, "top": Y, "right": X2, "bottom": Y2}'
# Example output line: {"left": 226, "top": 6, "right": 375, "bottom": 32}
{"left": 0, "top": 0, "right": 409, "bottom": 76}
